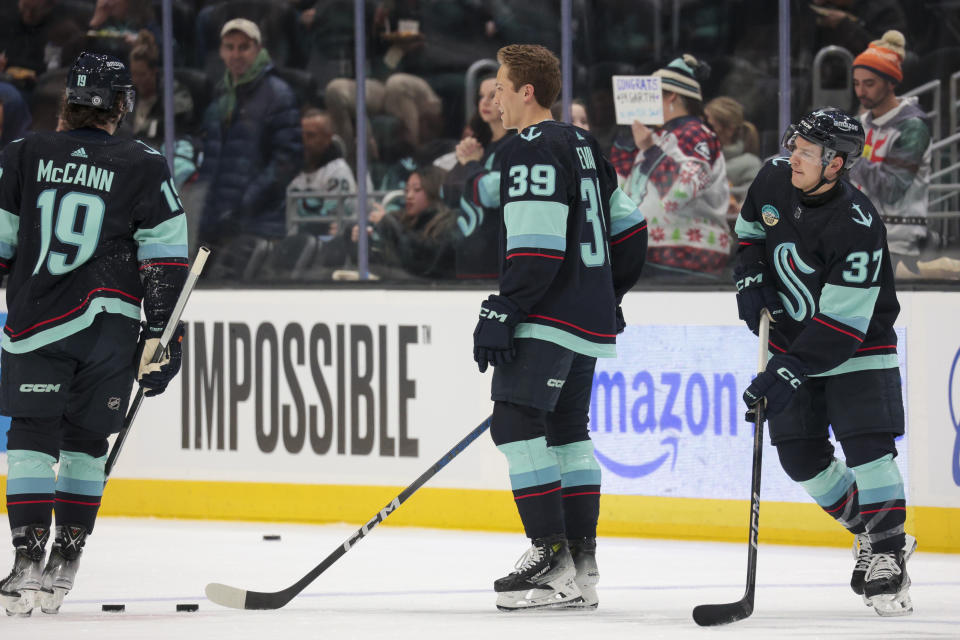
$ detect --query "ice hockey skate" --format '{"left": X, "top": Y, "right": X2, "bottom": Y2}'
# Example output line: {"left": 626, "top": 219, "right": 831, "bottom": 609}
{"left": 0, "top": 525, "right": 49, "bottom": 617}
{"left": 38, "top": 525, "right": 88, "bottom": 614}
{"left": 494, "top": 535, "right": 582, "bottom": 611}
{"left": 864, "top": 535, "right": 917, "bottom": 617}
{"left": 561, "top": 537, "right": 598, "bottom": 609}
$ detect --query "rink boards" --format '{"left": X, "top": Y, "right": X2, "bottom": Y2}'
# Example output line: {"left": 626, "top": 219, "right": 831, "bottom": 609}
{"left": 1, "top": 289, "right": 958, "bottom": 552}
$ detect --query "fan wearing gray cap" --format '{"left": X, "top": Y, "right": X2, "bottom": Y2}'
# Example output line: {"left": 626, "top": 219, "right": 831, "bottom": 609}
{"left": 197, "top": 17, "right": 302, "bottom": 260}
{"left": 621, "top": 54, "right": 731, "bottom": 278}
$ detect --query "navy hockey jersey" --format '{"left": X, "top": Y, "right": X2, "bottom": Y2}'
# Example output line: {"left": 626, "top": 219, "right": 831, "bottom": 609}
{"left": 735, "top": 158, "right": 900, "bottom": 376}
{"left": 0, "top": 128, "right": 189, "bottom": 353}
{"left": 497, "top": 121, "right": 648, "bottom": 357}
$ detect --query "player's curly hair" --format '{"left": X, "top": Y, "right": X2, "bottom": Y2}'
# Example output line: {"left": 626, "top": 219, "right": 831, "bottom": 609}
{"left": 59, "top": 91, "right": 126, "bottom": 131}
{"left": 496, "top": 45, "right": 561, "bottom": 109}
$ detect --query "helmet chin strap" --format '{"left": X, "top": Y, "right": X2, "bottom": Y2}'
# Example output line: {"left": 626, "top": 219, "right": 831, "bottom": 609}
{"left": 801, "top": 166, "right": 839, "bottom": 196}
{"left": 802, "top": 151, "right": 841, "bottom": 196}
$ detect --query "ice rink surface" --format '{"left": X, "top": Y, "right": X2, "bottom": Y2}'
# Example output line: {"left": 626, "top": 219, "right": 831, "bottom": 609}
{"left": 2, "top": 518, "right": 958, "bottom": 639}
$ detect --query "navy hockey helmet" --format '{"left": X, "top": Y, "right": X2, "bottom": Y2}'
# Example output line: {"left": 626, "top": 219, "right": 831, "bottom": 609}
{"left": 66, "top": 52, "right": 136, "bottom": 113}
{"left": 781, "top": 107, "right": 865, "bottom": 173}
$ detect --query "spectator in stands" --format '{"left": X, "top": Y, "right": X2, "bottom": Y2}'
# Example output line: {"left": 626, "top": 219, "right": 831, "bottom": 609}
{"left": 88, "top": 0, "right": 159, "bottom": 49}
{"left": 123, "top": 32, "right": 194, "bottom": 141}
{"left": 325, "top": 72, "right": 442, "bottom": 168}
{"left": 325, "top": 166, "right": 453, "bottom": 279}
{"left": 444, "top": 75, "right": 513, "bottom": 279}
{"left": 198, "top": 18, "right": 302, "bottom": 251}
{"left": 0, "top": 0, "right": 82, "bottom": 83}
{"left": 121, "top": 30, "right": 199, "bottom": 189}
{"left": 811, "top": 0, "right": 907, "bottom": 55}
{"left": 704, "top": 96, "right": 762, "bottom": 189}
{"left": 0, "top": 83, "right": 32, "bottom": 150}
{"left": 623, "top": 55, "right": 731, "bottom": 278}
{"left": 375, "top": 166, "right": 456, "bottom": 278}
{"left": 551, "top": 98, "right": 590, "bottom": 131}
{"left": 287, "top": 108, "right": 368, "bottom": 235}
{"left": 847, "top": 31, "right": 949, "bottom": 279}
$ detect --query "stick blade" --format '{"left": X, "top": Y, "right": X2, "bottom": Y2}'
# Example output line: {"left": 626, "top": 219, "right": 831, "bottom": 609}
{"left": 205, "top": 583, "right": 250, "bottom": 610}
{"left": 692, "top": 600, "right": 753, "bottom": 626}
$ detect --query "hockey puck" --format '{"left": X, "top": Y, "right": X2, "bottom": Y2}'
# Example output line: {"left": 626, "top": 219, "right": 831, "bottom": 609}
{"left": 262, "top": 534, "right": 281, "bottom": 541}
{"left": 176, "top": 603, "right": 199, "bottom": 612}
{"left": 102, "top": 604, "right": 125, "bottom": 612}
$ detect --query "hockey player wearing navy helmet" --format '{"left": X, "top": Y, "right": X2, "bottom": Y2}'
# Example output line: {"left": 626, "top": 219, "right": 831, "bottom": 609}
{"left": 0, "top": 52, "right": 188, "bottom": 616}
{"left": 734, "top": 107, "right": 914, "bottom": 616}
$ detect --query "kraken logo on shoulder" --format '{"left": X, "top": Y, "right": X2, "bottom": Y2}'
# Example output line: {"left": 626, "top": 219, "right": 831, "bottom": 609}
{"left": 851, "top": 203, "right": 873, "bottom": 227}
{"left": 520, "top": 126, "right": 542, "bottom": 142}
{"left": 773, "top": 242, "right": 816, "bottom": 321}
{"left": 761, "top": 204, "right": 780, "bottom": 227}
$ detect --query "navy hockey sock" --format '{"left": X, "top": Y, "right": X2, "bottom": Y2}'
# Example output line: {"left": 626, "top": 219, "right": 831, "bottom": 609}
{"left": 550, "top": 440, "right": 601, "bottom": 539}
{"left": 851, "top": 454, "right": 906, "bottom": 553}
{"left": 5, "top": 450, "right": 56, "bottom": 531}
{"left": 53, "top": 451, "right": 106, "bottom": 533}
{"left": 497, "top": 437, "right": 564, "bottom": 539}
{"left": 798, "top": 458, "right": 865, "bottom": 534}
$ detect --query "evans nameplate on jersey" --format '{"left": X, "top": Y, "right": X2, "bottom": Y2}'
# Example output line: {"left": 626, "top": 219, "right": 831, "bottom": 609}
{"left": 37, "top": 159, "right": 116, "bottom": 192}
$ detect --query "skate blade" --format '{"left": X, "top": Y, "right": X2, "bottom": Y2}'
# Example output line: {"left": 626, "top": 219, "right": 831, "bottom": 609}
{"left": 870, "top": 591, "right": 913, "bottom": 617}
{"left": 2, "top": 589, "right": 37, "bottom": 617}
{"left": 496, "top": 578, "right": 583, "bottom": 611}
{"left": 557, "top": 583, "right": 598, "bottom": 609}
{"left": 39, "top": 587, "right": 68, "bottom": 614}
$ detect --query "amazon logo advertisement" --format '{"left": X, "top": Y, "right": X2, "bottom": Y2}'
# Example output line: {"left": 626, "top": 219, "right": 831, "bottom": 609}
{"left": 589, "top": 325, "right": 909, "bottom": 502}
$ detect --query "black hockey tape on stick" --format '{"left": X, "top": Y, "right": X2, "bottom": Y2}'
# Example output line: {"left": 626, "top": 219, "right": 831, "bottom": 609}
{"left": 104, "top": 247, "right": 211, "bottom": 479}
{"left": 692, "top": 311, "right": 770, "bottom": 627}
{"left": 205, "top": 416, "right": 492, "bottom": 610}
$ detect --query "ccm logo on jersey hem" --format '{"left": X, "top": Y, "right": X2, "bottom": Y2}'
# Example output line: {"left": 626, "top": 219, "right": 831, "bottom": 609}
{"left": 19, "top": 384, "right": 61, "bottom": 392}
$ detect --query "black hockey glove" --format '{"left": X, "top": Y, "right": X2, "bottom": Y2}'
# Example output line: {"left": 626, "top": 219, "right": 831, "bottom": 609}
{"left": 742, "top": 354, "right": 807, "bottom": 421}
{"left": 473, "top": 294, "right": 525, "bottom": 373}
{"left": 734, "top": 262, "right": 785, "bottom": 335}
{"left": 137, "top": 321, "right": 185, "bottom": 397}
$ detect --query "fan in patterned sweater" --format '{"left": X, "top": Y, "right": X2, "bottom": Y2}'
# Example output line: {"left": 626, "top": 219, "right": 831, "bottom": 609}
{"left": 622, "top": 55, "right": 731, "bottom": 278}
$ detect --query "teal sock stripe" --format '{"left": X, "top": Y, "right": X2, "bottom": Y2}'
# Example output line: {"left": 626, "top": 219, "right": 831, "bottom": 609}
{"left": 497, "top": 437, "right": 561, "bottom": 491}
{"left": 550, "top": 440, "right": 601, "bottom": 488}
{"left": 56, "top": 451, "right": 107, "bottom": 497}
{"left": 851, "top": 454, "right": 905, "bottom": 503}
{"left": 6, "top": 449, "right": 57, "bottom": 495}
{"left": 799, "top": 458, "right": 855, "bottom": 508}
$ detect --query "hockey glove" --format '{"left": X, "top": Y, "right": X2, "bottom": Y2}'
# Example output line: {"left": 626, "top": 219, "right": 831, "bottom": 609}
{"left": 742, "top": 354, "right": 807, "bottom": 421}
{"left": 734, "top": 262, "right": 785, "bottom": 335}
{"left": 473, "top": 295, "right": 525, "bottom": 373}
{"left": 137, "top": 321, "right": 185, "bottom": 397}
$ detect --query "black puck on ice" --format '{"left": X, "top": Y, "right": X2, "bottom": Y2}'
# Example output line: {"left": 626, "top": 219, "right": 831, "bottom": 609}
{"left": 102, "top": 604, "right": 125, "bottom": 612}
{"left": 262, "top": 534, "right": 281, "bottom": 541}
{"left": 176, "top": 603, "right": 199, "bottom": 612}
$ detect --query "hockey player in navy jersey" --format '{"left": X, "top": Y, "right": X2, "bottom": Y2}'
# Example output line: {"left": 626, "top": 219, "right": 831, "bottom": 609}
{"left": 735, "top": 108, "right": 914, "bottom": 616}
{"left": 472, "top": 45, "right": 648, "bottom": 611}
{"left": 0, "top": 53, "right": 189, "bottom": 616}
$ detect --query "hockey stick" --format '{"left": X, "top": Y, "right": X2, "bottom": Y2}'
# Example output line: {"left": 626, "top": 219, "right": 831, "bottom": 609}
{"left": 104, "top": 246, "right": 211, "bottom": 479}
{"left": 205, "top": 416, "right": 492, "bottom": 610}
{"left": 692, "top": 311, "right": 770, "bottom": 626}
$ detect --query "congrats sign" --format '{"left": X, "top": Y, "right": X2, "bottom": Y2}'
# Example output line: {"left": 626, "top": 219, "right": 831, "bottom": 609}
{"left": 613, "top": 75, "right": 664, "bottom": 125}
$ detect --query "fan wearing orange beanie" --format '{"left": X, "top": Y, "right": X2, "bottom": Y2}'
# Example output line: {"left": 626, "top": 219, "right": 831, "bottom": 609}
{"left": 848, "top": 31, "right": 946, "bottom": 279}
